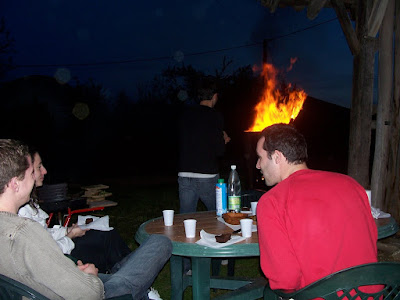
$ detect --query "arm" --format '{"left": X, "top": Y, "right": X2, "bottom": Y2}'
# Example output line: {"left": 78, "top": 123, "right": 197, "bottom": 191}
{"left": 19, "top": 204, "right": 86, "bottom": 254}
{"left": 66, "top": 223, "right": 89, "bottom": 239}
{"left": 215, "top": 113, "right": 226, "bottom": 156}
{"left": 257, "top": 195, "right": 302, "bottom": 291}
{"left": 47, "top": 225, "right": 76, "bottom": 254}
{"left": 14, "top": 221, "right": 104, "bottom": 300}
{"left": 223, "top": 130, "right": 231, "bottom": 144}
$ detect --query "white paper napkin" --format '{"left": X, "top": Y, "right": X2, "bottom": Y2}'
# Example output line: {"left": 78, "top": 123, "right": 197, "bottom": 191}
{"left": 217, "top": 217, "right": 257, "bottom": 232}
{"left": 371, "top": 206, "right": 391, "bottom": 219}
{"left": 196, "top": 230, "right": 246, "bottom": 249}
{"left": 77, "top": 215, "right": 114, "bottom": 231}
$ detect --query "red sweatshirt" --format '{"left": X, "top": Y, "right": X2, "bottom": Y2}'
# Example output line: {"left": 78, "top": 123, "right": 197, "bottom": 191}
{"left": 257, "top": 169, "right": 377, "bottom": 291}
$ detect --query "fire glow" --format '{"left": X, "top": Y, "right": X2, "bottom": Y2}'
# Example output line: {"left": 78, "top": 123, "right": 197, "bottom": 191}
{"left": 247, "top": 59, "right": 307, "bottom": 132}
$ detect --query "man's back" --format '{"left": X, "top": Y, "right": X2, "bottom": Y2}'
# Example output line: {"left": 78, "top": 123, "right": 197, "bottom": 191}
{"left": 178, "top": 105, "right": 225, "bottom": 174}
{"left": 257, "top": 169, "right": 377, "bottom": 291}
{"left": 0, "top": 212, "right": 104, "bottom": 300}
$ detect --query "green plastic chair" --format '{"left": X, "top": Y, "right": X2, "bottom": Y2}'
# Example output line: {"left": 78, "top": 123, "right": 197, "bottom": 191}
{"left": 264, "top": 262, "right": 400, "bottom": 300}
{"left": 0, "top": 273, "right": 133, "bottom": 300}
{"left": 0, "top": 274, "right": 49, "bottom": 300}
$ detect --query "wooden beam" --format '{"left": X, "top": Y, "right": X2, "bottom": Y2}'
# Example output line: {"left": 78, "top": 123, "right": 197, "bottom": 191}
{"left": 347, "top": 0, "right": 375, "bottom": 187}
{"left": 384, "top": 0, "right": 400, "bottom": 221}
{"left": 261, "top": 0, "right": 282, "bottom": 13}
{"left": 331, "top": 0, "right": 360, "bottom": 55}
{"left": 270, "top": 0, "right": 281, "bottom": 12}
{"left": 368, "top": 0, "right": 390, "bottom": 37}
{"left": 371, "top": 0, "right": 395, "bottom": 209}
{"left": 293, "top": 5, "right": 306, "bottom": 12}
{"left": 307, "top": 0, "right": 328, "bottom": 20}
{"left": 348, "top": 36, "right": 375, "bottom": 186}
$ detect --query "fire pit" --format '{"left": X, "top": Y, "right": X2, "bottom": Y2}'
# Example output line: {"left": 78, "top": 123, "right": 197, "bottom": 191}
{"left": 244, "top": 60, "right": 307, "bottom": 188}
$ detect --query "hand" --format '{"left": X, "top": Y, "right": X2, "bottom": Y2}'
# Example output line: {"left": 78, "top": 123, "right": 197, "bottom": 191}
{"left": 66, "top": 223, "right": 89, "bottom": 239}
{"left": 77, "top": 260, "right": 98, "bottom": 276}
{"left": 223, "top": 131, "right": 231, "bottom": 144}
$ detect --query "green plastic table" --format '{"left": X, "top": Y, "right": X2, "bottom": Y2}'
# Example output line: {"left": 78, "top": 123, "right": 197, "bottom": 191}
{"left": 376, "top": 216, "right": 399, "bottom": 239}
{"left": 135, "top": 211, "right": 265, "bottom": 300}
{"left": 135, "top": 212, "right": 398, "bottom": 300}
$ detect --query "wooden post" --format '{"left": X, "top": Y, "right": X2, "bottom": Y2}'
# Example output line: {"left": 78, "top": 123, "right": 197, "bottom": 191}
{"left": 371, "top": 0, "right": 394, "bottom": 209}
{"left": 383, "top": 0, "right": 400, "bottom": 221}
{"left": 347, "top": 0, "right": 375, "bottom": 187}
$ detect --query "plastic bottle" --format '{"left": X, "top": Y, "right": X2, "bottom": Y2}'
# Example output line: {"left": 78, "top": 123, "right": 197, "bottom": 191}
{"left": 216, "top": 179, "right": 227, "bottom": 216}
{"left": 228, "top": 165, "right": 241, "bottom": 212}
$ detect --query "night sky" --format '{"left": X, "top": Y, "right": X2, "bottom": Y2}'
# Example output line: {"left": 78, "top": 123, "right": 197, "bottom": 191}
{"left": 2, "top": 0, "right": 354, "bottom": 107}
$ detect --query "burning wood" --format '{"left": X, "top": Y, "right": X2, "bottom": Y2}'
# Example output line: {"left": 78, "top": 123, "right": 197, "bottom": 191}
{"left": 247, "top": 60, "right": 307, "bottom": 132}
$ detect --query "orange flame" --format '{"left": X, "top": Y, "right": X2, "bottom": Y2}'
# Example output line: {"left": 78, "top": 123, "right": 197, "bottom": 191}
{"left": 247, "top": 60, "right": 307, "bottom": 132}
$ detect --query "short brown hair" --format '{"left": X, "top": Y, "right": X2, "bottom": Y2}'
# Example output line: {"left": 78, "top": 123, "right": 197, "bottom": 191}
{"left": 196, "top": 76, "right": 217, "bottom": 102}
{"left": 260, "top": 123, "right": 308, "bottom": 164}
{"left": 0, "top": 139, "right": 30, "bottom": 195}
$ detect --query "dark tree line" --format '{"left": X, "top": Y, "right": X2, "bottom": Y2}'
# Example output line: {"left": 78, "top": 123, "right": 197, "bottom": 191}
{"left": 0, "top": 60, "right": 265, "bottom": 183}
{"left": 0, "top": 17, "right": 306, "bottom": 184}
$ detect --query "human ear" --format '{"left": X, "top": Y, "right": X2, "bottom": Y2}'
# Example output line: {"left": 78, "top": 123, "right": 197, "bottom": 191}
{"left": 9, "top": 177, "right": 19, "bottom": 192}
{"left": 273, "top": 151, "right": 284, "bottom": 164}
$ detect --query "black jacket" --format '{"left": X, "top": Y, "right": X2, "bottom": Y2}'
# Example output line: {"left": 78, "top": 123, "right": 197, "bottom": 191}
{"left": 178, "top": 105, "right": 225, "bottom": 174}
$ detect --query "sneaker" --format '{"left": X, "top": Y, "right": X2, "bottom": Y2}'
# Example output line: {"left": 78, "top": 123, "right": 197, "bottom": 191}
{"left": 148, "top": 287, "right": 162, "bottom": 300}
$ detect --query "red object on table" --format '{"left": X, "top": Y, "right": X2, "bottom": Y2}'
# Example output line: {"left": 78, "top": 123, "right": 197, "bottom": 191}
{"left": 63, "top": 206, "right": 105, "bottom": 227}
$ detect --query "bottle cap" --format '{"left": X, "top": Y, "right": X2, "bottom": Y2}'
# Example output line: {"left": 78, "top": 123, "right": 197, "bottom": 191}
{"left": 231, "top": 165, "right": 236, "bottom": 170}
{"left": 218, "top": 179, "right": 224, "bottom": 183}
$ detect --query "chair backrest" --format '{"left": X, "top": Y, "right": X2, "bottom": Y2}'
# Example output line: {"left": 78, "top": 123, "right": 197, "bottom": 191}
{"left": 36, "top": 183, "right": 68, "bottom": 203}
{"left": 264, "top": 262, "right": 400, "bottom": 300}
{"left": 36, "top": 183, "right": 71, "bottom": 213}
{"left": 0, "top": 274, "right": 50, "bottom": 300}
{"left": 0, "top": 273, "right": 133, "bottom": 300}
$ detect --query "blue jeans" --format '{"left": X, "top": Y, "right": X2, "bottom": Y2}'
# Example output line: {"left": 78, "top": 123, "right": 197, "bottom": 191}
{"left": 178, "top": 175, "right": 219, "bottom": 213}
{"left": 98, "top": 235, "right": 172, "bottom": 299}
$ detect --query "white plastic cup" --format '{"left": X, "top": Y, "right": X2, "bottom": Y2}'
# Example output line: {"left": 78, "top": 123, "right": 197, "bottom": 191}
{"left": 163, "top": 210, "right": 174, "bottom": 226}
{"left": 251, "top": 201, "right": 258, "bottom": 215}
{"left": 240, "top": 218, "right": 253, "bottom": 238}
{"left": 183, "top": 219, "right": 197, "bottom": 238}
{"left": 365, "top": 190, "right": 372, "bottom": 206}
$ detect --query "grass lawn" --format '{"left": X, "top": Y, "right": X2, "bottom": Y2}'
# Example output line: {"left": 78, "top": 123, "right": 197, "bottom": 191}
{"left": 86, "top": 179, "right": 264, "bottom": 299}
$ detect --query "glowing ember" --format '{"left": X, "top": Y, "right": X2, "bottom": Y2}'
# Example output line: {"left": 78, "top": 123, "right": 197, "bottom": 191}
{"left": 247, "top": 60, "right": 307, "bottom": 132}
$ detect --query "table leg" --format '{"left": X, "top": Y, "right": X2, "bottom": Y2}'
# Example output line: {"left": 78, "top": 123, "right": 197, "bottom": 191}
{"left": 192, "top": 257, "right": 211, "bottom": 300}
{"left": 170, "top": 255, "right": 184, "bottom": 300}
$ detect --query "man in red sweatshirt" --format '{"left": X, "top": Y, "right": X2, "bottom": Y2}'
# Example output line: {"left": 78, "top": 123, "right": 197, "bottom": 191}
{"left": 256, "top": 123, "right": 377, "bottom": 292}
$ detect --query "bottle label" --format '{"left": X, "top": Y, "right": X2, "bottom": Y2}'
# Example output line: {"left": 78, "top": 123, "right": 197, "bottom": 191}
{"left": 216, "top": 183, "right": 227, "bottom": 216}
{"left": 228, "top": 196, "right": 241, "bottom": 212}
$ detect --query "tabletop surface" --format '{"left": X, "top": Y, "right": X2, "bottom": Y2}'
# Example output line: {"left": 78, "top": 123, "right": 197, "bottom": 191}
{"left": 135, "top": 211, "right": 260, "bottom": 257}
{"left": 135, "top": 211, "right": 399, "bottom": 257}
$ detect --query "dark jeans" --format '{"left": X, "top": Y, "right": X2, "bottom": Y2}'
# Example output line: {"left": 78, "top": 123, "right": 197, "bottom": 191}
{"left": 98, "top": 235, "right": 172, "bottom": 299}
{"left": 178, "top": 175, "right": 219, "bottom": 213}
{"left": 71, "top": 229, "right": 131, "bottom": 273}
{"left": 178, "top": 175, "right": 219, "bottom": 273}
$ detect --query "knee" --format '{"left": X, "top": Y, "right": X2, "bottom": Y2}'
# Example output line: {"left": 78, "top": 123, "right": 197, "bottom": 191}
{"left": 147, "top": 235, "right": 173, "bottom": 256}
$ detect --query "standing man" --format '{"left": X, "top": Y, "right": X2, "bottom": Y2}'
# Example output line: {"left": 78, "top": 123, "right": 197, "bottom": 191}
{"left": 178, "top": 85, "right": 230, "bottom": 213}
{"left": 256, "top": 124, "right": 377, "bottom": 292}
{"left": 0, "top": 139, "right": 172, "bottom": 300}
